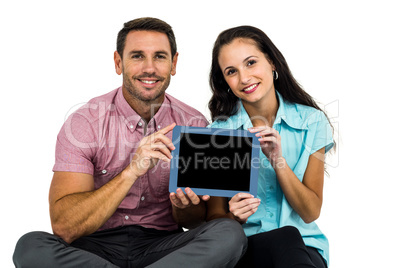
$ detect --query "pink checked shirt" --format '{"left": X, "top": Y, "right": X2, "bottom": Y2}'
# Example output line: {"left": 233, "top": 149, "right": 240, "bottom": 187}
{"left": 53, "top": 87, "right": 208, "bottom": 231}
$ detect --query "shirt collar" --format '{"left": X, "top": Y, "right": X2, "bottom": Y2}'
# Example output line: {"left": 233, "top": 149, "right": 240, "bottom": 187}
{"left": 222, "top": 91, "right": 309, "bottom": 131}
{"left": 274, "top": 92, "right": 309, "bottom": 130}
{"left": 115, "top": 87, "right": 170, "bottom": 133}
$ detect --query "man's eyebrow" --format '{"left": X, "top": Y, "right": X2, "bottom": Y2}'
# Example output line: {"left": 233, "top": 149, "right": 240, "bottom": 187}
{"left": 128, "top": 50, "right": 144, "bottom": 55}
{"left": 155, "top": 50, "right": 169, "bottom": 55}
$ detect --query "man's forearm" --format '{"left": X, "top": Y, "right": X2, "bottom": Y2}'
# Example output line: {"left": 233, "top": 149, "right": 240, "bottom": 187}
{"left": 50, "top": 172, "right": 135, "bottom": 243}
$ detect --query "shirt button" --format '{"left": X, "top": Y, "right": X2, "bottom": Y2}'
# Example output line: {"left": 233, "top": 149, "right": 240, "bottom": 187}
{"left": 101, "top": 169, "right": 107, "bottom": 174}
{"left": 129, "top": 125, "right": 134, "bottom": 129}
{"left": 138, "top": 122, "right": 143, "bottom": 126}
{"left": 124, "top": 215, "right": 129, "bottom": 220}
{"left": 141, "top": 196, "right": 145, "bottom": 201}
{"left": 157, "top": 125, "right": 161, "bottom": 129}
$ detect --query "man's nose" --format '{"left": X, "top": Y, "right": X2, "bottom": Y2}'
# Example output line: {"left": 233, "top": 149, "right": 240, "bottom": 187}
{"left": 142, "top": 58, "right": 156, "bottom": 74}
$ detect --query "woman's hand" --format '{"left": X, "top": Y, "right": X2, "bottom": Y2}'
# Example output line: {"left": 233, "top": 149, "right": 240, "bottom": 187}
{"left": 249, "top": 126, "right": 283, "bottom": 167}
{"left": 229, "top": 193, "right": 260, "bottom": 224}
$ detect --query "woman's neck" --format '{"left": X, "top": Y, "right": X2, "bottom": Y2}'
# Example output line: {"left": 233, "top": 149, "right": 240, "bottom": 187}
{"left": 243, "top": 90, "right": 279, "bottom": 128}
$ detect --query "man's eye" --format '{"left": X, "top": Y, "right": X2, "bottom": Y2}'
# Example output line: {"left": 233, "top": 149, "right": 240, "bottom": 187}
{"left": 155, "top": 55, "right": 167, "bottom": 59}
{"left": 131, "top": 54, "right": 142, "bottom": 59}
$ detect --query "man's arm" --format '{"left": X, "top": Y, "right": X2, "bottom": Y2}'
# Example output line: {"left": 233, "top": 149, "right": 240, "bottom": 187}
{"left": 50, "top": 123, "right": 176, "bottom": 243}
{"left": 49, "top": 170, "right": 137, "bottom": 244}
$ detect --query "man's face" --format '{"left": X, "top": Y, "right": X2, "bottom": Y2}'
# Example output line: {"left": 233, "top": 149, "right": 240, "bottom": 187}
{"left": 114, "top": 30, "right": 178, "bottom": 104}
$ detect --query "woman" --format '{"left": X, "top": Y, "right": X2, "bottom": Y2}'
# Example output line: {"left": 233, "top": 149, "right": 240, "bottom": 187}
{"left": 206, "top": 25, "right": 335, "bottom": 268}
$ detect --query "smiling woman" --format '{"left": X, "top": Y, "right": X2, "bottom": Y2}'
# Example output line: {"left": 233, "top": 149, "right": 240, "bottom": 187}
{"left": 206, "top": 25, "right": 335, "bottom": 267}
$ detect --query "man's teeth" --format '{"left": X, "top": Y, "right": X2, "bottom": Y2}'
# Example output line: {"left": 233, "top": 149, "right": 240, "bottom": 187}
{"left": 141, "top": 80, "right": 157, "bottom": 84}
{"left": 244, "top": 84, "right": 257, "bottom": 92}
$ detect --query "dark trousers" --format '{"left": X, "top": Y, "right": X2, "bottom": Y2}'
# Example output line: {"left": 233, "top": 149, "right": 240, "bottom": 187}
{"left": 235, "top": 226, "right": 327, "bottom": 268}
{"left": 13, "top": 218, "right": 247, "bottom": 268}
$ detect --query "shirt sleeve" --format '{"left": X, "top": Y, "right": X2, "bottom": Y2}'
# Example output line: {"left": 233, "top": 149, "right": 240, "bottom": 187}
{"left": 52, "top": 110, "right": 98, "bottom": 175}
{"left": 310, "top": 111, "right": 334, "bottom": 154}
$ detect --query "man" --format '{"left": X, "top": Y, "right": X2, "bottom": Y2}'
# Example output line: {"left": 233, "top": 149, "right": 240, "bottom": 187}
{"left": 13, "top": 17, "right": 247, "bottom": 268}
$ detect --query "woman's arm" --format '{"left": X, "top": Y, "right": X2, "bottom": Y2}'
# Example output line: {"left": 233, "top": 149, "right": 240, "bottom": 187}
{"left": 249, "top": 126, "right": 326, "bottom": 223}
{"left": 274, "top": 148, "right": 326, "bottom": 223}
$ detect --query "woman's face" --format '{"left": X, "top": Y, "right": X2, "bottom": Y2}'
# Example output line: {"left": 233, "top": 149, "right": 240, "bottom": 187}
{"left": 218, "top": 38, "right": 276, "bottom": 105}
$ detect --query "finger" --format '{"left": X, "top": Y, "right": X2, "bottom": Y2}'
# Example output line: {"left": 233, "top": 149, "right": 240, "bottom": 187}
{"left": 230, "top": 197, "right": 260, "bottom": 212}
{"left": 201, "top": 195, "right": 210, "bottom": 202}
{"left": 258, "top": 136, "right": 277, "bottom": 143}
{"left": 169, "top": 192, "right": 181, "bottom": 207}
{"left": 254, "top": 128, "right": 277, "bottom": 138}
{"left": 175, "top": 188, "right": 190, "bottom": 206}
{"left": 150, "top": 132, "right": 175, "bottom": 151}
{"left": 248, "top": 126, "right": 270, "bottom": 133}
{"left": 184, "top": 187, "right": 200, "bottom": 205}
{"left": 230, "top": 199, "right": 260, "bottom": 217}
{"left": 148, "top": 149, "right": 171, "bottom": 162}
{"left": 149, "top": 142, "right": 173, "bottom": 159}
{"left": 236, "top": 209, "right": 258, "bottom": 222}
{"left": 230, "top": 192, "right": 255, "bottom": 202}
{"left": 158, "top": 123, "right": 176, "bottom": 135}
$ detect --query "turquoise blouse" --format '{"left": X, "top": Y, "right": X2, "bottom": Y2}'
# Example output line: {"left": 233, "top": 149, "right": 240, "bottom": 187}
{"left": 209, "top": 91, "right": 334, "bottom": 265}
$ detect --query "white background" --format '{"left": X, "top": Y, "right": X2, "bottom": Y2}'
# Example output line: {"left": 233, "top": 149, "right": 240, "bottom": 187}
{"left": 1, "top": 0, "right": 401, "bottom": 267}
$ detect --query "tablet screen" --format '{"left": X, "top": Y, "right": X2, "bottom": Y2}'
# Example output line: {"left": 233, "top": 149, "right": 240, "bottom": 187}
{"left": 169, "top": 126, "right": 260, "bottom": 197}
{"left": 177, "top": 132, "right": 252, "bottom": 191}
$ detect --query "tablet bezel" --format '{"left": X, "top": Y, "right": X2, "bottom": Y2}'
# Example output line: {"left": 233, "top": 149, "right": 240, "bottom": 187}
{"left": 169, "top": 126, "right": 260, "bottom": 197}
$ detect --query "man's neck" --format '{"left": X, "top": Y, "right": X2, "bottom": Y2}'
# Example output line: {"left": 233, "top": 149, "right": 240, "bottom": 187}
{"left": 122, "top": 89, "right": 165, "bottom": 123}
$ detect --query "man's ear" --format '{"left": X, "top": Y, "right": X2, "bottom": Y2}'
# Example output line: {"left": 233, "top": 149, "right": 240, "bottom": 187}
{"left": 114, "top": 51, "right": 122, "bottom": 75}
{"left": 170, "top": 52, "right": 179, "bottom": 76}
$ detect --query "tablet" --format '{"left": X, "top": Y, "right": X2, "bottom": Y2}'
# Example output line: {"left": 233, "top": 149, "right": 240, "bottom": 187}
{"left": 169, "top": 126, "right": 260, "bottom": 197}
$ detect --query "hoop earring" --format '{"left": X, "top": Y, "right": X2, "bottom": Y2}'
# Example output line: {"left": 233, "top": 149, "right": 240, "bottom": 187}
{"left": 228, "top": 88, "right": 231, "bottom": 93}
{"left": 273, "top": 70, "right": 279, "bottom": 80}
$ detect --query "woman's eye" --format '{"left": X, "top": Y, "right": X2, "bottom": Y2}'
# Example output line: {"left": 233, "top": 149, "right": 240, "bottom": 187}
{"left": 226, "top": 69, "right": 236, "bottom": 75}
{"left": 247, "top": 60, "right": 257, "bottom": 66}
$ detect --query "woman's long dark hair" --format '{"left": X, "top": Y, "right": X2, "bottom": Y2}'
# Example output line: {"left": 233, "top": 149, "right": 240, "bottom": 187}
{"left": 209, "top": 26, "right": 326, "bottom": 122}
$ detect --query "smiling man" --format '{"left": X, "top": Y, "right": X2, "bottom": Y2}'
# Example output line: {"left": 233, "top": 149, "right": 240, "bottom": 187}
{"left": 13, "top": 17, "right": 247, "bottom": 268}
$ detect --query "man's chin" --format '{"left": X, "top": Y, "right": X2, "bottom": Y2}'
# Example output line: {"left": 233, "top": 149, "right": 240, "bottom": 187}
{"left": 137, "top": 91, "right": 165, "bottom": 103}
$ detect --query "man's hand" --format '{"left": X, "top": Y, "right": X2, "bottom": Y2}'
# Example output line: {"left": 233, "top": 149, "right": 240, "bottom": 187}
{"left": 170, "top": 187, "right": 210, "bottom": 228}
{"left": 170, "top": 187, "right": 210, "bottom": 209}
{"left": 128, "top": 123, "right": 176, "bottom": 178}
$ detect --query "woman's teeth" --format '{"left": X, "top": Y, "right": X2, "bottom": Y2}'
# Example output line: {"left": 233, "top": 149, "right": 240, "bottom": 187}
{"left": 244, "top": 84, "right": 257, "bottom": 92}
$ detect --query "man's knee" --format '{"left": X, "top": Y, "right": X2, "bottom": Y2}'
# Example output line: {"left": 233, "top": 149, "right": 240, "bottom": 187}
{"left": 208, "top": 218, "right": 247, "bottom": 252}
{"left": 13, "top": 231, "right": 62, "bottom": 267}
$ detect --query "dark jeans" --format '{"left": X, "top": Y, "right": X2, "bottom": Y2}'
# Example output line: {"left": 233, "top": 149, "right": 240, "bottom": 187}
{"left": 13, "top": 218, "right": 247, "bottom": 268}
{"left": 235, "top": 226, "right": 328, "bottom": 268}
